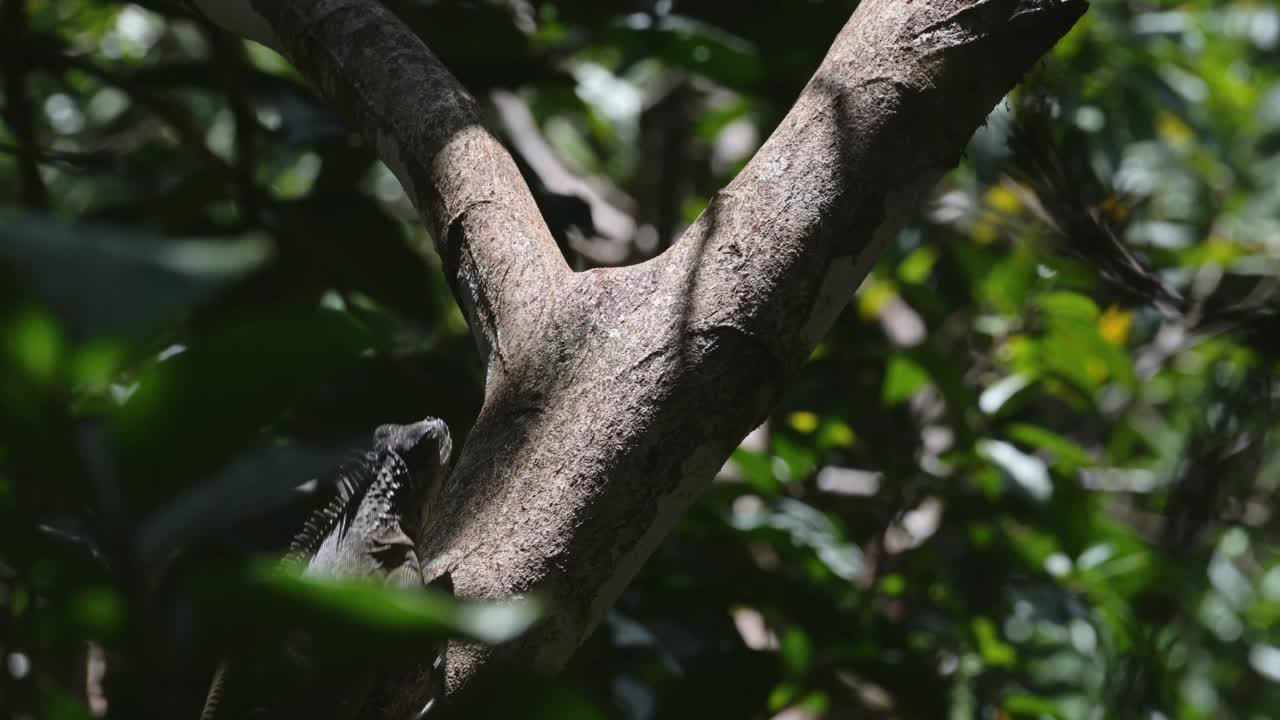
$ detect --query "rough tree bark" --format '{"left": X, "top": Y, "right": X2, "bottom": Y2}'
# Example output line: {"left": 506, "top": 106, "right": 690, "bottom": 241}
{"left": 191, "top": 0, "right": 1087, "bottom": 705}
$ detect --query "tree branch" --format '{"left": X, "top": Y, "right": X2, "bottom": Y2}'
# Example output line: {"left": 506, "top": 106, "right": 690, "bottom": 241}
{"left": 419, "top": 0, "right": 1086, "bottom": 697}
{"left": 671, "top": 0, "right": 1091, "bottom": 370}
{"left": 191, "top": 0, "right": 566, "bottom": 368}
{"left": 202, "top": 25, "right": 263, "bottom": 226}
{"left": 191, "top": 0, "right": 1086, "bottom": 707}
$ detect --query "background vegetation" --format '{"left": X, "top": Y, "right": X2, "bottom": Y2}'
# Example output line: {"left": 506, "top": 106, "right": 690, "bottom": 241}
{"left": 2, "top": 1, "right": 1278, "bottom": 718}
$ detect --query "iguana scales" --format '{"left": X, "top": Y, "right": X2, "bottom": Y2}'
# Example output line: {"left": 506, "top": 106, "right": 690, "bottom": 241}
{"left": 200, "top": 417, "right": 453, "bottom": 720}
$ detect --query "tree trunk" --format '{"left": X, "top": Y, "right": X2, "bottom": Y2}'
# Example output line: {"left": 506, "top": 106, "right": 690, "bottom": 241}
{"left": 191, "top": 0, "right": 1087, "bottom": 706}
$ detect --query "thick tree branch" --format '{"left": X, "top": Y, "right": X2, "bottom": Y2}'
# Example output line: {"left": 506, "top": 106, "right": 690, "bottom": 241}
{"left": 192, "top": 0, "right": 1086, "bottom": 708}
{"left": 191, "top": 0, "right": 566, "bottom": 368}
{"left": 419, "top": 0, "right": 1086, "bottom": 697}
{"left": 674, "top": 0, "right": 1092, "bottom": 372}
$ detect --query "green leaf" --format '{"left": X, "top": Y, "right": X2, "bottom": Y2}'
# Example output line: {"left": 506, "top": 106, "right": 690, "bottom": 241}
{"left": 780, "top": 627, "right": 812, "bottom": 677}
{"left": 3, "top": 307, "right": 63, "bottom": 384}
{"left": 980, "top": 250, "right": 1037, "bottom": 313}
{"left": 68, "top": 586, "right": 124, "bottom": 639}
{"left": 1003, "top": 693, "right": 1066, "bottom": 719}
{"left": 1005, "top": 423, "right": 1093, "bottom": 472}
{"left": 730, "top": 447, "right": 782, "bottom": 495}
{"left": 39, "top": 688, "right": 93, "bottom": 720}
{"left": 1038, "top": 291, "right": 1100, "bottom": 322}
{"left": 252, "top": 564, "right": 543, "bottom": 646}
{"left": 883, "top": 354, "right": 930, "bottom": 405}
{"left": 971, "top": 617, "right": 1016, "bottom": 667}
{"left": 0, "top": 213, "right": 269, "bottom": 339}
{"left": 879, "top": 574, "right": 906, "bottom": 596}
{"left": 602, "top": 15, "right": 763, "bottom": 90}
{"left": 897, "top": 245, "right": 939, "bottom": 284}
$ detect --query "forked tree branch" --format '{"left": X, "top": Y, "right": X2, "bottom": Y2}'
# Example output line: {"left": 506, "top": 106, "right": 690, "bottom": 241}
{"left": 192, "top": 0, "right": 1086, "bottom": 705}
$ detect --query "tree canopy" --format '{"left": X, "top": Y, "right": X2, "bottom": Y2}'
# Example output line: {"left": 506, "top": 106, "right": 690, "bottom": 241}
{"left": 2, "top": 1, "right": 1279, "bottom": 718}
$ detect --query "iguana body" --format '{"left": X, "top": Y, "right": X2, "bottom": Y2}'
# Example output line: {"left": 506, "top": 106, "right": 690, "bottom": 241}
{"left": 200, "top": 418, "right": 452, "bottom": 720}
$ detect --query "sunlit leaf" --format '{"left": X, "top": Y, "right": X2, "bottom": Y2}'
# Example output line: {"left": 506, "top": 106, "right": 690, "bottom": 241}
{"left": 252, "top": 564, "right": 543, "bottom": 646}
{"left": 883, "top": 354, "right": 930, "bottom": 406}
{"left": 972, "top": 617, "right": 1017, "bottom": 667}
{"left": 979, "top": 439, "right": 1053, "bottom": 501}
{"left": 1005, "top": 423, "right": 1092, "bottom": 472}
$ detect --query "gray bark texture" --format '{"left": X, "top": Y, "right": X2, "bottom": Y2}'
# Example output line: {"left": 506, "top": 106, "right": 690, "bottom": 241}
{"left": 194, "top": 0, "right": 1086, "bottom": 705}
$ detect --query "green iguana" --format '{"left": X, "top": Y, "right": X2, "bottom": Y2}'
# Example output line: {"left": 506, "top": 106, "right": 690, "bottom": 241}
{"left": 200, "top": 417, "right": 453, "bottom": 720}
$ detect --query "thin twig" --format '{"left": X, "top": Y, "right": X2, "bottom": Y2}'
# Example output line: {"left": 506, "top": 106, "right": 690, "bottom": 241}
{"left": 202, "top": 25, "right": 264, "bottom": 225}
{"left": 1, "top": 0, "right": 51, "bottom": 209}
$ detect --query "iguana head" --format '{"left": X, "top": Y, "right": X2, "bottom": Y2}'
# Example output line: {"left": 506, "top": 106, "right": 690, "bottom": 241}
{"left": 292, "top": 417, "right": 452, "bottom": 584}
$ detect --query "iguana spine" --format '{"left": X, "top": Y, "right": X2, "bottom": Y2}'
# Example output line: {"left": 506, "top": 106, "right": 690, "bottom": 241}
{"left": 200, "top": 418, "right": 452, "bottom": 720}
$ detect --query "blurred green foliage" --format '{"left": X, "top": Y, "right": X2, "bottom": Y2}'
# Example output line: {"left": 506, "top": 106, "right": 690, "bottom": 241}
{"left": 2, "top": 0, "right": 1279, "bottom": 718}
